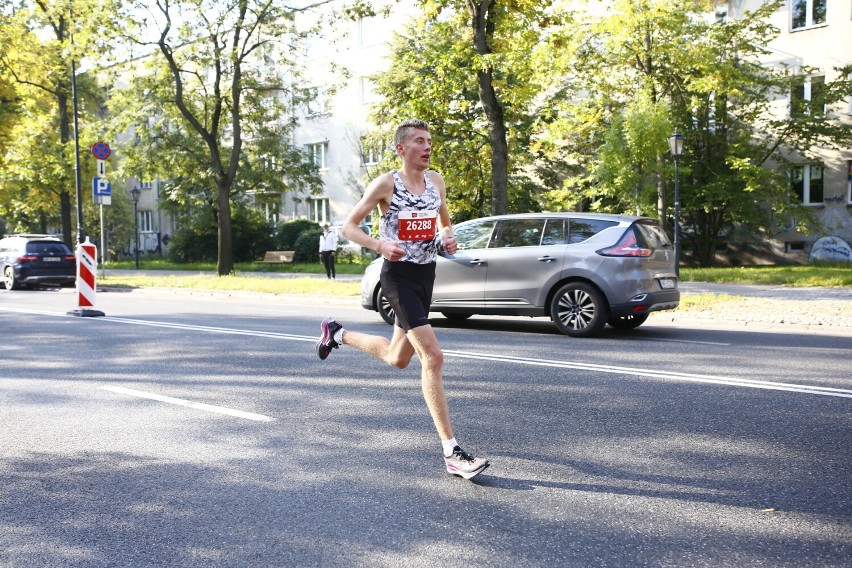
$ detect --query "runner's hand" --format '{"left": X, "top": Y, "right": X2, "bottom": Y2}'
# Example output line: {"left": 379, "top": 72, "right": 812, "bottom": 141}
{"left": 378, "top": 241, "right": 406, "bottom": 262}
{"left": 443, "top": 235, "right": 458, "bottom": 255}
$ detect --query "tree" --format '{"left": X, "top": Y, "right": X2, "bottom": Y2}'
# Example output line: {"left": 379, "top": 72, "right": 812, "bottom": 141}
{"left": 368, "top": 1, "right": 569, "bottom": 221}
{"left": 0, "top": 0, "right": 126, "bottom": 245}
{"left": 108, "top": 0, "right": 327, "bottom": 275}
{"left": 551, "top": 0, "right": 852, "bottom": 266}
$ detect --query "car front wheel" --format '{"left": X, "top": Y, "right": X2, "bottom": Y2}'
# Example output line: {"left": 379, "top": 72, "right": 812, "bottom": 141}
{"left": 377, "top": 287, "right": 396, "bottom": 325}
{"left": 3, "top": 266, "right": 21, "bottom": 290}
{"left": 607, "top": 314, "right": 649, "bottom": 330}
{"left": 550, "top": 282, "right": 608, "bottom": 337}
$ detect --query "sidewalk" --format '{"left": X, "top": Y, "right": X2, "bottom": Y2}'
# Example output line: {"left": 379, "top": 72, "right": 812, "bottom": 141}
{"left": 102, "top": 269, "right": 852, "bottom": 331}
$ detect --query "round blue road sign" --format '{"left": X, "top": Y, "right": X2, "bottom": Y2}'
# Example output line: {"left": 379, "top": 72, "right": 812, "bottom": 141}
{"left": 91, "top": 142, "right": 111, "bottom": 160}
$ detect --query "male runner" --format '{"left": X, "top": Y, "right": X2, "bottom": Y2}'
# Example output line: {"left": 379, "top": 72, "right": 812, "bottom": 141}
{"left": 315, "top": 119, "right": 489, "bottom": 480}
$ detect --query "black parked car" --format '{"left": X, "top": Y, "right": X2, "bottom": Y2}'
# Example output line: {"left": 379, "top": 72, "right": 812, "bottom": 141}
{"left": 0, "top": 234, "right": 76, "bottom": 290}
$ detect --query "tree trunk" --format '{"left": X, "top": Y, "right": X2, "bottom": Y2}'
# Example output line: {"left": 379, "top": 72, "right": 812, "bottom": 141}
{"left": 468, "top": 0, "right": 509, "bottom": 216}
{"left": 57, "top": 70, "right": 74, "bottom": 247}
{"left": 216, "top": 183, "right": 234, "bottom": 275}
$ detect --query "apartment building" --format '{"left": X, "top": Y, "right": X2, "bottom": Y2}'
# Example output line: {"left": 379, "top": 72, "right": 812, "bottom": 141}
{"left": 279, "top": 2, "right": 419, "bottom": 229}
{"left": 721, "top": 0, "right": 851, "bottom": 261}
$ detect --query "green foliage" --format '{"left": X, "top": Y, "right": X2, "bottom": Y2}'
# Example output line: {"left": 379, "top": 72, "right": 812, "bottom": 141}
{"left": 369, "top": 1, "right": 571, "bottom": 221}
{"left": 0, "top": 0, "right": 131, "bottom": 246}
{"left": 106, "top": 0, "right": 325, "bottom": 275}
{"left": 549, "top": 0, "right": 852, "bottom": 266}
{"left": 168, "top": 206, "right": 274, "bottom": 264}
{"left": 293, "top": 228, "right": 323, "bottom": 263}
{"left": 274, "top": 219, "right": 321, "bottom": 251}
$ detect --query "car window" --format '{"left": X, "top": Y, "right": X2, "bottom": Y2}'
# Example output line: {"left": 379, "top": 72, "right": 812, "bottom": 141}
{"left": 492, "top": 219, "right": 545, "bottom": 248}
{"left": 27, "top": 242, "right": 70, "bottom": 254}
{"left": 567, "top": 219, "right": 618, "bottom": 244}
{"left": 542, "top": 219, "right": 566, "bottom": 245}
{"left": 454, "top": 220, "right": 496, "bottom": 251}
{"left": 634, "top": 220, "right": 672, "bottom": 248}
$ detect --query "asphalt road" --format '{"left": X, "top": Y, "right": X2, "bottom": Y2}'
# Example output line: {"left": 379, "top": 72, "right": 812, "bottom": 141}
{"left": 1, "top": 287, "right": 850, "bottom": 567}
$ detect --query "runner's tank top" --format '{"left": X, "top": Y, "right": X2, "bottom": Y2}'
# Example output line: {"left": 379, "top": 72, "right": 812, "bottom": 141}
{"left": 380, "top": 170, "right": 442, "bottom": 264}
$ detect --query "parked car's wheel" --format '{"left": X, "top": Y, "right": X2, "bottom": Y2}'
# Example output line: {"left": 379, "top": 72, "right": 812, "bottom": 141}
{"left": 442, "top": 312, "right": 472, "bottom": 321}
{"left": 3, "top": 266, "right": 22, "bottom": 290}
{"left": 550, "top": 282, "right": 608, "bottom": 337}
{"left": 607, "top": 313, "right": 649, "bottom": 330}
{"left": 376, "top": 287, "right": 396, "bottom": 325}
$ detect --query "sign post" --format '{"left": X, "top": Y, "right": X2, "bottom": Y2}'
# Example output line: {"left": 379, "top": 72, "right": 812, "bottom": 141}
{"left": 90, "top": 142, "right": 111, "bottom": 279}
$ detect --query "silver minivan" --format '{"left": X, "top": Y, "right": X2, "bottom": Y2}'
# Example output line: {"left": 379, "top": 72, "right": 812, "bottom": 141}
{"left": 360, "top": 213, "right": 679, "bottom": 337}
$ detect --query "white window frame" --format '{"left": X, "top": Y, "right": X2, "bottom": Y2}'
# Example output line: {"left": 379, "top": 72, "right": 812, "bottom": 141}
{"left": 305, "top": 86, "right": 330, "bottom": 117}
{"left": 358, "top": 17, "right": 382, "bottom": 48}
{"left": 847, "top": 160, "right": 852, "bottom": 205}
{"left": 138, "top": 210, "right": 153, "bottom": 233}
{"left": 790, "top": 75, "right": 825, "bottom": 117}
{"left": 790, "top": 0, "right": 827, "bottom": 30}
{"left": 791, "top": 164, "right": 824, "bottom": 205}
{"left": 307, "top": 142, "right": 329, "bottom": 170}
{"left": 307, "top": 197, "right": 330, "bottom": 225}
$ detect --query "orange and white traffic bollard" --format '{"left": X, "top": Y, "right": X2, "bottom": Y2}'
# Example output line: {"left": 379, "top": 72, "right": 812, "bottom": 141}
{"left": 67, "top": 236, "right": 105, "bottom": 317}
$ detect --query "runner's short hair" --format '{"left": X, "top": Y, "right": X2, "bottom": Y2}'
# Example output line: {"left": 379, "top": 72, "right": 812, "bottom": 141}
{"left": 395, "top": 119, "right": 430, "bottom": 146}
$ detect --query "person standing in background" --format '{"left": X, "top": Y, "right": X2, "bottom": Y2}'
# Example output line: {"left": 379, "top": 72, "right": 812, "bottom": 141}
{"left": 319, "top": 224, "right": 337, "bottom": 279}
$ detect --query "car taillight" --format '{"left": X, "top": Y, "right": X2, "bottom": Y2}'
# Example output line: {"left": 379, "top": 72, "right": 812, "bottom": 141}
{"left": 18, "top": 255, "right": 39, "bottom": 263}
{"left": 64, "top": 255, "right": 76, "bottom": 261}
{"left": 597, "top": 230, "right": 652, "bottom": 257}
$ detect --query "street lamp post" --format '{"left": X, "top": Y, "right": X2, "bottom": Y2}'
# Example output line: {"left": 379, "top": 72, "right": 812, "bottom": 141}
{"left": 131, "top": 187, "right": 141, "bottom": 270}
{"left": 667, "top": 131, "right": 685, "bottom": 278}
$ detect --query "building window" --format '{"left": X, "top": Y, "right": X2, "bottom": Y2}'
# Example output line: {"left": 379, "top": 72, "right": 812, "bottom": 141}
{"left": 786, "top": 241, "right": 805, "bottom": 252}
{"left": 791, "top": 0, "right": 826, "bottom": 30}
{"left": 847, "top": 160, "right": 852, "bottom": 205}
{"left": 360, "top": 78, "right": 379, "bottom": 106}
{"left": 307, "top": 197, "right": 330, "bottom": 224}
{"left": 360, "top": 137, "right": 384, "bottom": 166}
{"left": 139, "top": 181, "right": 154, "bottom": 190}
{"left": 138, "top": 210, "right": 153, "bottom": 233}
{"left": 791, "top": 164, "right": 824, "bottom": 205}
{"left": 714, "top": 5, "right": 728, "bottom": 23}
{"left": 358, "top": 17, "right": 382, "bottom": 48}
{"left": 305, "top": 86, "right": 330, "bottom": 117}
{"left": 790, "top": 75, "right": 825, "bottom": 117}
{"left": 307, "top": 142, "right": 328, "bottom": 169}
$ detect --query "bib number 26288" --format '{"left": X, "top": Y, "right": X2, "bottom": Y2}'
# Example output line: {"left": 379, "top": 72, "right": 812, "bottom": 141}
{"left": 398, "top": 210, "right": 437, "bottom": 241}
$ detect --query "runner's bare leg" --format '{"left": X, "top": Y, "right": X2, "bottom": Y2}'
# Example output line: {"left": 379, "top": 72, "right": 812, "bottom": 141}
{"left": 341, "top": 324, "right": 454, "bottom": 441}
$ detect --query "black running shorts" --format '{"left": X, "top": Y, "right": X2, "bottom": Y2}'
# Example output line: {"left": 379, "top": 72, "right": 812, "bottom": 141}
{"left": 380, "top": 260, "right": 436, "bottom": 331}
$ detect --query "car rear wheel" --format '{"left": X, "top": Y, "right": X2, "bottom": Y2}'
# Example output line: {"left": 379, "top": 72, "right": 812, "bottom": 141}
{"left": 3, "top": 266, "right": 21, "bottom": 290}
{"left": 377, "top": 287, "right": 396, "bottom": 325}
{"left": 550, "top": 282, "right": 608, "bottom": 337}
{"left": 607, "top": 314, "right": 649, "bottom": 330}
{"left": 442, "top": 312, "right": 472, "bottom": 322}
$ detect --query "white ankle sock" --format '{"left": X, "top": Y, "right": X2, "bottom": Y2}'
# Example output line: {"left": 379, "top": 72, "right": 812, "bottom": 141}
{"left": 333, "top": 328, "right": 344, "bottom": 345}
{"left": 442, "top": 438, "right": 458, "bottom": 457}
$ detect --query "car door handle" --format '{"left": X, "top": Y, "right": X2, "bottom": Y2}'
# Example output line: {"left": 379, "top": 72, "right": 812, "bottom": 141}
{"left": 538, "top": 256, "right": 556, "bottom": 263}
{"left": 468, "top": 259, "right": 486, "bottom": 266}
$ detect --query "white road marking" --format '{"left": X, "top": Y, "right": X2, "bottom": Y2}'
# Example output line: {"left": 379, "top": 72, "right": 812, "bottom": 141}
{"left": 100, "top": 385, "right": 275, "bottom": 421}
{"left": 443, "top": 350, "right": 852, "bottom": 399}
{"left": 3, "top": 306, "right": 850, "bottom": 400}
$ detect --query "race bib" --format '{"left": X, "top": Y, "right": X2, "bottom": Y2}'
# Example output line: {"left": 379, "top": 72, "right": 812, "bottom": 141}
{"left": 398, "top": 210, "right": 438, "bottom": 241}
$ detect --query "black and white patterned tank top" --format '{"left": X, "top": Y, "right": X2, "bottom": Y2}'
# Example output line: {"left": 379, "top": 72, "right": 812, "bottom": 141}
{"left": 380, "top": 170, "right": 442, "bottom": 264}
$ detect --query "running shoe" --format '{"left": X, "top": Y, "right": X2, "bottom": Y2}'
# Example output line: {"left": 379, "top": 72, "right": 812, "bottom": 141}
{"left": 444, "top": 446, "right": 489, "bottom": 480}
{"left": 316, "top": 317, "right": 343, "bottom": 360}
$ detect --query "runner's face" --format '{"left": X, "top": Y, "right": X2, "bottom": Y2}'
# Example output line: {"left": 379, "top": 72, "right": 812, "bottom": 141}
{"left": 397, "top": 129, "right": 431, "bottom": 168}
